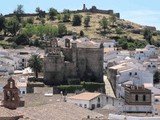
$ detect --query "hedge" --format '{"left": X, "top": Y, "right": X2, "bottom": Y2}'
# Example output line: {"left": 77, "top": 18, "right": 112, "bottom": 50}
{"left": 80, "top": 82, "right": 105, "bottom": 93}
{"left": 57, "top": 85, "right": 83, "bottom": 93}
{"left": 57, "top": 82, "right": 105, "bottom": 93}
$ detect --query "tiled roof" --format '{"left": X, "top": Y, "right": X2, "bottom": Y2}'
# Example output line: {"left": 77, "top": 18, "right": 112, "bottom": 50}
{"left": 68, "top": 92, "right": 102, "bottom": 101}
{"left": 18, "top": 102, "right": 103, "bottom": 120}
{"left": 0, "top": 107, "right": 23, "bottom": 118}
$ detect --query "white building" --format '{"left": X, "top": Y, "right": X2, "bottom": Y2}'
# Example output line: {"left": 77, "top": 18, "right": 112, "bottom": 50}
{"left": 0, "top": 64, "right": 14, "bottom": 75}
{"left": 67, "top": 92, "right": 107, "bottom": 109}
{"left": 134, "top": 45, "right": 158, "bottom": 62}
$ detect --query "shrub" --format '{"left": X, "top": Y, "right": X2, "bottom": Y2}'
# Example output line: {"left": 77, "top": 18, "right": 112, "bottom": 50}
{"left": 80, "top": 82, "right": 105, "bottom": 93}
{"left": 72, "top": 14, "right": 82, "bottom": 26}
{"left": 57, "top": 85, "right": 83, "bottom": 93}
{"left": 14, "top": 34, "right": 29, "bottom": 45}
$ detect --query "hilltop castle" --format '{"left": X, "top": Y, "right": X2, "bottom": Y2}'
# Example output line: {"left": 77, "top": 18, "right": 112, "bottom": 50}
{"left": 70, "top": 4, "right": 120, "bottom": 18}
{"left": 43, "top": 38, "right": 104, "bottom": 85}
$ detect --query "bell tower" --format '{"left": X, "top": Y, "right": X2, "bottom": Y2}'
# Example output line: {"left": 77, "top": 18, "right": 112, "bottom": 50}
{"left": 3, "top": 77, "right": 20, "bottom": 109}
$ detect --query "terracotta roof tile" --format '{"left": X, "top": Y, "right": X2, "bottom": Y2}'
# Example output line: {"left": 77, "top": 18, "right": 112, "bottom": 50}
{"left": 68, "top": 92, "right": 102, "bottom": 101}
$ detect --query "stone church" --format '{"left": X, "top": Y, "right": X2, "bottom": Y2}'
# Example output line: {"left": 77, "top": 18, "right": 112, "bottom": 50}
{"left": 44, "top": 38, "right": 104, "bottom": 85}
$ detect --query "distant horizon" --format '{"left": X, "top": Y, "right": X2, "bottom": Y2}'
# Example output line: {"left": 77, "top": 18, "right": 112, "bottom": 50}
{"left": 1, "top": 0, "right": 160, "bottom": 30}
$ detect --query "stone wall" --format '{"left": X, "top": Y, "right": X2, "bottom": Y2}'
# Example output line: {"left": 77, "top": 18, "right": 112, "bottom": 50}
{"left": 72, "top": 5, "right": 120, "bottom": 18}
{"left": 44, "top": 39, "right": 104, "bottom": 85}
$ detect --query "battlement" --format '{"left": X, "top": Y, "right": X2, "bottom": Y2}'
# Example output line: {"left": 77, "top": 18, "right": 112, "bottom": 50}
{"left": 70, "top": 4, "right": 120, "bottom": 18}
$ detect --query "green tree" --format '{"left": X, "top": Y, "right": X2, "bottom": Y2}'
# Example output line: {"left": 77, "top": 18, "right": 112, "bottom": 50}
{"left": 58, "top": 24, "right": 67, "bottom": 37}
{"left": 21, "top": 24, "right": 36, "bottom": 37}
{"left": 40, "top": 18, "right": 45, "bottom": 25}
{"left": 118, "top": 37, "right": 128, "bottom": 49}
{"left": 49, "top": 8, "right": 58, "bottom": 20}
{"left": 0, "top": 14, "right": 5, "bottom": 32}
{"left": 57, "top": 14, "right": 62, "bottom": 22}
{"left": 143, "top": 28, "right": 153, "bottom": 45}
{"left": 14, "top": 33, "right": 29, "bottom": 45}
{"left": 44, "top": 25, "right": 58, "bottom": 38}
{"left": 99, "top": 16, "right": 109, "bottom": 32}
{"left": 72, "top": 14, "right": 82, "bottom": 26}
{"left": 62, "top": 9, "right": 70, "bottom": 22}
{"left": 28, "top": 55, "right": 42, "bottom": 78}
{"left": 26, "top": 17, "right": 34, "bottom": 24}
{"left": 154, "top": 71, "right": 160, "bottom": 83}
{"left": 35, "top": 7, "right": 45, "bottom": 18}
{"left": 5, "top": 17, "right": 20, "bottom": 35}
{"left": 13, "top": 5, "right": 24, "bottom": 22}
{"left": 128, "top": 42, "right": 135, "bottom": 50}
{"left": 80, "top": 30, "right": 84, "bottom": 37}
{"left": 84, "top": 16, "right": 90, "bottom": 29}
{"left": 110, "top": 14, "right": 116, "bottom": 25}
{"left": 154, "top": 40, "right": 160, "bottom": 47}
{"left": 115, "top": 27, "right": 123, "bottom": 34}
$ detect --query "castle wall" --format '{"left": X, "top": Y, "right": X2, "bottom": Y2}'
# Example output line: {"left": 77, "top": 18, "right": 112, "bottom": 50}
{"left": 44, "top": 40, "right": 104, "bottom": 85}
{"left": 64, "top": 62, "right": 77, "bottom": 79}
{"left": 76, "top": 48, "right": 87, "bottom": 79}
{"left": 85, "top": 48, "right": 103, "bottom": 82}
{"left": 77, "top": 48, "right": 103, "bottom": 82}
{"left": 44, "top": 55, "right": 65, "bottom": 85}
{"left": 62, "top": 48, "right": 72, "bottom": 61}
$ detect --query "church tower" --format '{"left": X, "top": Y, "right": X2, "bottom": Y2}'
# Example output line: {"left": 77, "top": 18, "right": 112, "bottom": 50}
{"left": 3, "top": 77, "right": 20, "bottom": 109}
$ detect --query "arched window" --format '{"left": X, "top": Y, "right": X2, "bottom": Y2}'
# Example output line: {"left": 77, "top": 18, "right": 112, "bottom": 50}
{"left": 10, "top": 82, "right": 13, "bottom": 88}
{"left": 143, "top": 95, "right": 146, "bottom": 101}
{"left": 135, "top": 95, "right": 138, "bottom": 101}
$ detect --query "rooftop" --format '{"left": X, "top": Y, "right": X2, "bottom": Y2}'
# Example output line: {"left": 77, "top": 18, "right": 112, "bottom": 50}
{"left": 0, "top": 107, "right": 23, "bottom": 118}
{"left": 68, "top": 92, "right": 102, "bottom": 101}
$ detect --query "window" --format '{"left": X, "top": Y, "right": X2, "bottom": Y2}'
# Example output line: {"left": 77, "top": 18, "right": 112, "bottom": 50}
{"left": 135, "top": 72, "right": 137, "bottom": 75}
{"left": 97, "top": 103, "right": 100, "bottom": 108}
{"left": 91, "top": 104, "right": 95, "bottom": 109}
{"left": 98, "top": 97, "right": 100, "bottom": 102}
{"left": 10, "top": 82, "right": 13, "bottom": 88}
{"left": 84, "top": 104, "right": 87, "bottom": 108}
{"left": 129, "top": 72, "right": 132, "bottom": 76}
{"left": 152, "top": 65, "right": 156, "bottom": 68}
{"left": 135, "top": 95, "right": 138, "bottom": 101}
{"left": 143, "top": 95, "right": 146, "bottom": 101}
{"left": 148, "top": 65, "right": 151, "bottom": 67}
{"left": 22, "top": 91, "right": 25, "bottom": 94}
{"left": 79, "top": 104, "right": 82, "bottom": 107}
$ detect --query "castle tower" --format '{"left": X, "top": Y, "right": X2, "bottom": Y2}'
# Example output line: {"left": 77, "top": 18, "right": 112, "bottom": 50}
{"left": 44, "top": 38, "right": 65, "bottom": 85}
{"left": 83, "top": 4, "right": 86, "bottom": 10}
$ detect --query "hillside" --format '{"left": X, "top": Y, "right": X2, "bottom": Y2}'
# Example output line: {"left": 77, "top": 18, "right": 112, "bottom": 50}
{"left": 1, "top": 6, "right": 160, "bottom": 49}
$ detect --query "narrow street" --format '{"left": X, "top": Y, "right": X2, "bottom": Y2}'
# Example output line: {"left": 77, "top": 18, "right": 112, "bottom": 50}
{"left": 103, "top": 75, "right": 116, "bottom": 98}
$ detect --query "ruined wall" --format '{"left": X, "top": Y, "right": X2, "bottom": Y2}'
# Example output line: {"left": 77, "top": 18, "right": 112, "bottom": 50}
{"left": 61, "top": 48, "right": 72, "bottom": 61}
{"left": 44, "top": 55, "right": 65, "bottom": 85}
{"left": 77, "top": 48, "right": 103, "bottom": 82}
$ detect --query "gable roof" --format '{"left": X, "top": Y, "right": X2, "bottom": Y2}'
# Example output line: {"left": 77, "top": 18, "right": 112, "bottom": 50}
{"left": 68, "top": 92, "right": 102, "bottom": 101}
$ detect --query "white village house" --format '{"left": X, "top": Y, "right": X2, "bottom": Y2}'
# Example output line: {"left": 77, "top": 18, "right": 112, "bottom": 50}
{"left": 67, "top": 92, "right": 107, "bottom": 109}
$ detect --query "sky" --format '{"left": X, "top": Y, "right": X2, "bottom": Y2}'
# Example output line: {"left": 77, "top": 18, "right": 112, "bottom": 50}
{"left": 1, "top": 0, "right": 160, "bottom": 29}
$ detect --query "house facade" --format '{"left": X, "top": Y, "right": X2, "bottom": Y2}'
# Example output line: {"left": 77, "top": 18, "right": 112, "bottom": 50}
{"left": 67, "top": 92, "right": 107, "bottom": 109}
